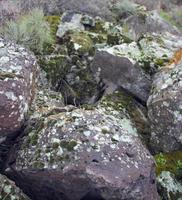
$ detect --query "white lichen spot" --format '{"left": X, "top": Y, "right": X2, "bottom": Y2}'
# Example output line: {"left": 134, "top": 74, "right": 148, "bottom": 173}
{"left": 5, "top": 92, "right": 17, "bottom": 101}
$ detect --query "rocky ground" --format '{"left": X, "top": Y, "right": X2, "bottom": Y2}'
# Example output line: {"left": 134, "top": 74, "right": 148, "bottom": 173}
{"left": 0, "top": 0, "right": 182, "bottom": 200}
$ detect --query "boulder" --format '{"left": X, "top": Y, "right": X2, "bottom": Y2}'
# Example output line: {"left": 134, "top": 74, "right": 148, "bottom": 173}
{"left": 0, "top": 38, "right": 38, "bottom": 142}
{"left": 148, "top": 51, "right": 182, "bottom": 153}
{"left": 91, "top": 42, "right": 152, "bottom": 103}
{"left": 157, "top": 171, "right": 182, "bottom": 200}
{"left": 0, "top": 174, "right": 30, "bottom": 200}
{"left": 5, "top": 92, "right": 159, "bottom": 200}
{"left": 56, "top": 12, "right": 85, "bottom": 38}
{"left": 125, "top": 11, "right": 181, "bottom": 40}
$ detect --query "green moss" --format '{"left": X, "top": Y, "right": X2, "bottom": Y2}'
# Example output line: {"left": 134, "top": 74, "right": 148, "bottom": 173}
{"left": 45, "top": 15, "right": 60, "bottom": 40}
{"left": 38, "top": 55, "right": 70, "bottom": 87}
{"left": 32, "top": 161, "right": 45, "bottom": 169}
{"left": 52, "top": 142, "right": 59, "bottom": 149}
{"left": 0, "top": 72, "right": 23, "bottom": 80}
{"left": 81, "top": 104, "right": 95, "bottom": 110}
{"left": 43, "top": 15, "right": 61, "bottom": 54}
{"left": 160, "top": 11, "right": 181, "bottom": 30}
{"left": 89, "top": 19, "right": 108, "bottom": 34}
{"left": 101, "top": 90, "right": 133, "bottom": 111}
{"left": 102, "top": 129, "right": 109, "bottom": 134}
{"left": 68, "top": 31, "right": 94, "bottom": 55}
{"left": 155, "top": 151, "right": 182, "bottom": 177}
{"left": 60, "top": 140, "right": 77, "bottom": 151}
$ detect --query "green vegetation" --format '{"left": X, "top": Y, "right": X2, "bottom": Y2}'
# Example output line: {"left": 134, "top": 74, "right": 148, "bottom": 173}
{"left": 160, "top": 10, "right": 182, "bottom": 30}
{"left": 155, "top": 151, "right": 182, "bottom": 178}
{"left": 0, "top": 8, "right": 53, "bottom": 54}
{"left": 112, "top": 0, "right": 138, "bottom": 19}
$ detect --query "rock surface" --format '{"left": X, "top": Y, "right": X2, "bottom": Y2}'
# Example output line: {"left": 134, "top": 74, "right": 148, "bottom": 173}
{"left": 5, "top": 92, "right": 159, "bottom": 200}
{"left": 0, "top": 38, "right": 38, "bottom": 142}
{"left": 148, "top": 54, "right": 182, "bottom": 153}
{"left": 0, "top": 174, "right": 30, "bottom": 200}
{"left": 91, "top": 43, "right": 152, "bottom": 103}
{"left": 56, "top": 12, "right": 85, "bottom": 38}
{"left": 125, "top": 11, "right": 181, "bottom": 40}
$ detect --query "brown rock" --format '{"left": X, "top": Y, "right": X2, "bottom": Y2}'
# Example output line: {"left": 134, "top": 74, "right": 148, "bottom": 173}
{"left": 6, "top": 94, "right": 159, "bottom": 200}
{"left": 0, "top": 38, "right": 38, "bottom": 141}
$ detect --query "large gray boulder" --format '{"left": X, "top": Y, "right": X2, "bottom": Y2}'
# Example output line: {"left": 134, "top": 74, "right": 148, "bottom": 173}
{"left": 56, "top": 12, "right": 85, "bottom": 38}
{"left": 91, "top": 42, "right": 152, "bottom": 103}
{"left": 148, "top": 56, "right": 182, "bottom": 153}
{"left": 0, "top": 38, "right": 38, "bottom": 142}
{"left": 125, "top": 11, "right": 181, "bottom": 40}
{"left": 5, "top": 92, "right": 159, "bottom": 200}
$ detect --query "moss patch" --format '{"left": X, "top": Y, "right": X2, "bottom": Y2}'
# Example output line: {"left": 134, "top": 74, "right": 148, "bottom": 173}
{"left": 38, "top": 55, "right": 70, "bottom": 87}
{"left": 155, "top": 151, "right": 182, "bottom": 178}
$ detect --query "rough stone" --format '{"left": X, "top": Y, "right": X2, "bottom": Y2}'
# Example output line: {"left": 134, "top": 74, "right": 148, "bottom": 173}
{"left": 0, "top": 38, "right": 38, "bottom": 141}
{"left": 56, "top": 12, "right": 85, "bottom": 38}
{"left": 148, "top": 54, "right": 182, "bottom": 153}
{"left": 125, "top": 10, "right": 181, "bottom": 40}
{"left": 91, "top": 43, "right": 152, "bottom": 103}
{"left": 5, "top": 93, "right": 159, "bottom": 200}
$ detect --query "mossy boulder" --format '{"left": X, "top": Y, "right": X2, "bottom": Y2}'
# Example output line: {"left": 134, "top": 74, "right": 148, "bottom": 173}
{"left": 6, "top": 92, "right": 159, "bottom": 200}
{"left": 99, "top": 90, "right": 150, "bottom": 144}
{"left": 66, "top": 31, "right": 94, "bottom": 56}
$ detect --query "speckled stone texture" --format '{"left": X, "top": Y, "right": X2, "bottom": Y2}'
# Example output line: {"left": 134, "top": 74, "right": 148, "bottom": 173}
{"left": 6, "top": 92, "right": 159, "bottom": 200}
{"left": 0, "top": 174, "right": 30, "bottom": 200}
{"left": 148, "top": 59, "right": 182, "bottom": 153}
{"left": 0, "top": 38, "right": 38, "bottom": 141}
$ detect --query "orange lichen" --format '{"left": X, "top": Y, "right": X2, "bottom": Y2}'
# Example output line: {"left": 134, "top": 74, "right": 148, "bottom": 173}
{"left": 163, "top": 49, "right": 182, "bottom": 70}
{"left": 169, "top": 48, "right": 182, "bottom": 65}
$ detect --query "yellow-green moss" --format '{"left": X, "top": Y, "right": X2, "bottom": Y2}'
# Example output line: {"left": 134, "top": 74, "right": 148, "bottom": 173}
{"left": 60, "top": 140, "right": 77, "bottom": 151}
{"left": 101, "top": 90, "right": 133, "bottom": 111}
{"left": 68, "top": 31, "right": 94, "bottom": 55}
{"left": 38, "top": 55, "right": 70, "bottom": 87}
{"left": 0, "top": 72, "right": 23, "bottom": 80}
{"left": 43, "top": 15, "right": 61, "bottom": 54}
{"left": 155, "top": 151, "right": 182, "bottom": 177}
{"left": 45, "top": 15, "right": 60, "bottom": 40}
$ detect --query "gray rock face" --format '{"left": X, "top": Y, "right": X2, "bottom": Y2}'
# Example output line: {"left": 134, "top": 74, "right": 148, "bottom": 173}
{"left": 0, "top": 1, "right": 19, "bottom": 25}
{"left": 0, "top": 174, "right": 30, "bottom": 200}
{"left": 91, "top": 45, "right": 151, "bottom": 103}
{"left": 133, "top": 0, "right": 160, "bottom": 9}
{"left": 125, "top": 11, "right": 181, "bottom": 40}
{"left": 56, "top": 12, "right": 85, "bottom": 38}
{"left": 148, "top": 58, "right": 182, "bottom": 153}
{"left": 6, "top": 92, "right": 159, "bottom": 200}
{"left": 57, "top": 0, "right": 114, "bottom": 20}
{"left": 0, "top": 38, "right": 38, "bottom": 141}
